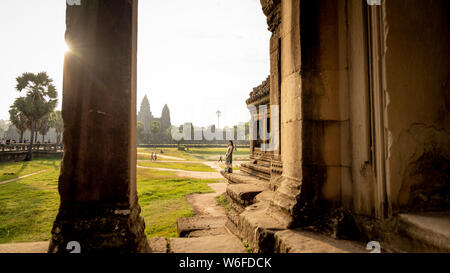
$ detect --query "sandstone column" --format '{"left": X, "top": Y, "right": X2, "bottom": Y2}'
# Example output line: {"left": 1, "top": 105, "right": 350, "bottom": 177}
{"left": 49, "top": 0, "right": 149, "bottom": 253}
{"left": 268, "top": 0, "right": 352, "bottom": 229}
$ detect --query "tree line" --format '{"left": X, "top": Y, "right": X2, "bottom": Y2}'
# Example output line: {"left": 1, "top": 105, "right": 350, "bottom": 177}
{"left": 5, "top": 72, "right": 62, "bottom": 161}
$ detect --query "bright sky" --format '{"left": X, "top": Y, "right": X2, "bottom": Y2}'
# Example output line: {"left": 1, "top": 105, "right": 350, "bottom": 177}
{"left": 0, "top": 0, "right": 270, "bottom": 128}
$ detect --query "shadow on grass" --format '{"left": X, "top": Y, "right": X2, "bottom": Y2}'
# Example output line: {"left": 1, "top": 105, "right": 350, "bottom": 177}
{"left": 0, "top": 168, "right": 60, "bottom": 244}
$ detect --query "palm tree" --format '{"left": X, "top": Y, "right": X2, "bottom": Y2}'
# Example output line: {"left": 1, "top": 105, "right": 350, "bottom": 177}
{"left": 50, "top": 111, "right": 63, "bottom": 144}
{"left": 15, "top": 72, "right": 58, "bottom": 161}
{"left": 137, "top": 121, "right": 145, "bottom": 144}
{"left": 38, "top": 114, "right": 53, "bottom": 143}
{"left": 9, "top": 101, "right": 28, "bottom": 143}
{"left": 150, "top": 121, "right": 161, "bottom": 135}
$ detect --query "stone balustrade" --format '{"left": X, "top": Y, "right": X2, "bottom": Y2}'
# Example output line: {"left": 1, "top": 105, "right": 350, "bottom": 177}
{"left": 0, "top": 143, "right": 62, "bottom": 153}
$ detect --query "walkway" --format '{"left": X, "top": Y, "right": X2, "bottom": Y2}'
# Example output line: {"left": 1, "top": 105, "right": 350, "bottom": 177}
{"left": 136, "top": 160, "right": 246, "bottom": 180}
{"left": 0, "top": 170, "right": 47, "bottom": 186}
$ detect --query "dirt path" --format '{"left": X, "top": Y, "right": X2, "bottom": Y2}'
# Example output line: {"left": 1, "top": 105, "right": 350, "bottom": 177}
{"left": 137, "top": 165, "right": 223, "bottom": 179}
{"left": 0, "top": 170, "right": 47, "bottom": 186}
{"left": 136, "top": 160, "right": 247, "bottom": 179}
{"left": 137, "top": 153, "right": 185, "bottom": 161}
{"left": 187, "top": 183, "right": 227, "bottom": 217}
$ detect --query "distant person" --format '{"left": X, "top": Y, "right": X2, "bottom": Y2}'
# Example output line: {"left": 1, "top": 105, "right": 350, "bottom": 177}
{"left": 219, "top": 155, "right": 223, "bottom": 163}
{"left": 151, "top": 152, "right": 154, "bottom": 161}
{"left": 225, "top": 140, "right": 234, "bottom": 173}
{"left": 154, "top": 153, "right": 157, "bottom": 161}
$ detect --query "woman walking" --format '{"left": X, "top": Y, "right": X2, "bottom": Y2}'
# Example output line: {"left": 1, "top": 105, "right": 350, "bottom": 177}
{"left": 225, "top": 140, "right": 234, "bottom": 173}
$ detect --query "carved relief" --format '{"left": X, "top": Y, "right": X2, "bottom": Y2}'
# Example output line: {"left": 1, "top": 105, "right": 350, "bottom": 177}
{"left": 260, "top": 0, "right": 281, "bottom": 32}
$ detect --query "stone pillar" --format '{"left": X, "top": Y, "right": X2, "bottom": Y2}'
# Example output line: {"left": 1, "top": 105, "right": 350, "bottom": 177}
{"left": 267, "top": 0, "right": 302, "bottom": 228}
{"left": 49, "top": 0, "right": 149, "bottom": 253}
{"left": 263, "top": 0, "right": 283, "bottom": 190}
{"left": 268, "top": 0, "right": 351, "bottom": 228}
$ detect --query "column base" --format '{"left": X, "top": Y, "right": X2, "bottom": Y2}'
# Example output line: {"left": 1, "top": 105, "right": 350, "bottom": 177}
{"left": 48, "top": 202, "right": 150, "bottom": 253}
{"left": 268, "top": 174, "right": 317, "bottom": 228}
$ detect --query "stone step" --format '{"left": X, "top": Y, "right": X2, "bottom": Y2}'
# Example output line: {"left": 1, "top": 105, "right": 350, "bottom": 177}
{"left": 255, "top": 191, "right": 275, "bottom": 203}
{"left": 220, "top": 170, "right": 267, "bottom": 187}
{"left": 395, "top": 212, "right": 450, "bottom": 252}
{"left": 177, "top": 216, "right": 227, "bottom": 238}
{"left": 274, "top": 229, "right": 367, "bottom": 253}
{"left": 240, "top": 163, "right": 271, "bottom": 181}
{"left": 225, "top": 191, "right": 275, "bottom": 230}
{"left": 232, "top": 200, "right": 287, "bottom": 253}
{"left": 148, "top": 237, "right": 168, "bottom": 253}
{"left": 241, "top": 162, "right": 271, "bottom": 174}
{"left": 169, "top": 235, "right": 247, "bottom": 253}
{"left": 226, "top": 184, "right": 265, "bottom": 208}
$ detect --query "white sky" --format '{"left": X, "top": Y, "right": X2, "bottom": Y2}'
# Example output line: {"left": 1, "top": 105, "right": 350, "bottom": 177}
{"left": 0, "top": 0, "right": 270, "bottom": 128}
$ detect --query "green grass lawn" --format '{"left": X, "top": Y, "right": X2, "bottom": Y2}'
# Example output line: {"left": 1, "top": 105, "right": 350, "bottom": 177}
{"left": 138, "top": 148, "right": 195, "bottom": 160}
{"left": 137, "top": 168, "right": 218, "bottom": 238}
{"left": 137, "top": 147, "right": 250, "bottom": 161}
{"left": 0, "top": 159, "right": 60, "bottom": 182}
{"left": 186, "top": 147, "right": 250, "bottom": 155}
{"left": 0, "top": 157, "right": 221, "bottom": 244}
{"left": 137, "top": 161, "right": 216, "bottom": 172}
{"left": 0, "top": 159, "right": 61, "bottom": 243}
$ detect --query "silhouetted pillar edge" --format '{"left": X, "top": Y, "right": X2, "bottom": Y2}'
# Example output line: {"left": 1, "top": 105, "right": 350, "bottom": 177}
{"left": 48, "top": 0, "right": 149, "bottom": 253}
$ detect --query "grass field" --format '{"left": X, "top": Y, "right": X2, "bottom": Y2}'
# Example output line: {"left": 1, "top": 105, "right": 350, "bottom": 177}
{"left": 137, "top": 147, "right": 250, "bottom": 161}
{"left": 0, "top": 157, "right": 223, "bottom": 244}
{"left": 0, "top": 159, "right": 60, "bottom": 182}
{"left": 136, "top": 168, "right": 218, "bottom": 238}
{"left": 137, "top": 161, "right": 216, "bottom": 172}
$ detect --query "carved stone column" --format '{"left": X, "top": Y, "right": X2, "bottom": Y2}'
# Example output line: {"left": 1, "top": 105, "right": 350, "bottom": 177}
{"left": 48, "top": 0, "right": 149, "bottom": 253}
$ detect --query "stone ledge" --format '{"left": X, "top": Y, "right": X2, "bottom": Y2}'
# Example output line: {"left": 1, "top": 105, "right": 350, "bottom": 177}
{"left": 397, "top": 212, "right": 450, "bottom": 253}
{"left": 255, "top": 191, "right": 275, "bottom": 203}
{"left": 148, "top": 237, "right": 168, "bottom": 253}
{"left": 235, "top": 201, "right": 287, "bottom": 253}
{"left": 169, "top": 235, "right": 246, "bottom": 253}
{"left": 240, "top": 163, "right": 271, "bottom": 181}
{"left": 220, "top": 171, "right": 268, "bottom": 187}
{"left": 226, "top": 184, "right": 265, "bottom": 207}
{"left": 177, "top": 216, "right": 227, "bottom": 238}
{"left": 274, "top": 229, "right": 366, "bottom": 253}
{"left": 241, "top": 162, "right": 271, "bottom": 174}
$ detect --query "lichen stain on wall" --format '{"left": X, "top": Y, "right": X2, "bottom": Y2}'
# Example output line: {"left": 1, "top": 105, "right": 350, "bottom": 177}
{"left": 395, "top": 124, "right": 450, "bottom": 211}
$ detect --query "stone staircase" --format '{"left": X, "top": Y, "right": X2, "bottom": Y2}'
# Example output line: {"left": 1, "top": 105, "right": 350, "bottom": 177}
{"left": 170, "top": 215, "right": 246, "bottom": 253}
{"left": 169, "top": 182, "right": 248, "bottom": 253}
{"left": 220, "top": 170, "right": 368, "bottom": 253}
{"left": 240, "top": 161, "right": 271, "bottom": 181}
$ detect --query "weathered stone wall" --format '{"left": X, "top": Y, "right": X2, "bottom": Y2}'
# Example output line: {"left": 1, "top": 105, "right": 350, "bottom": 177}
{"left": 267, "top": 0, "right": 449, "bottom": 226}
{"left": 383, "top": 0, "right": 450, "bottom": 212}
